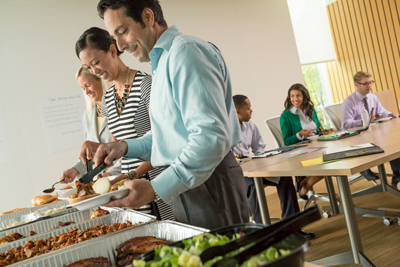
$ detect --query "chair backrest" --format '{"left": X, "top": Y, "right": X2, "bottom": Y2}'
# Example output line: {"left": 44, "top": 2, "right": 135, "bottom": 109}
{"left": 373, "top": 89, "right": 398, "bottom": 114}
{"left": 264, "top": 116, "right": 284, "bottom": 148}
{"left": 324, "top": 102, "right": 343, "bottom": 131}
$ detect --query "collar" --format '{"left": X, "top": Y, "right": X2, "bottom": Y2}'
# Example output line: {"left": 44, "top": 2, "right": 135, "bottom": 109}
{"left": 289, "top": 106, "right": 299, "bottom": 114}
{"left": 355, "top": 90, "right": 369, "bottom": 101}
{"left": 153, "top": 25, "right": 181, "bottom": 52}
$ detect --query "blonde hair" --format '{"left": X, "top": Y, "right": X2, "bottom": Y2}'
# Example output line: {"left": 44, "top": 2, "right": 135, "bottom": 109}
{"left": 76, "top": 66, "right": 108, "bottom": 121}
{"left": 353, "top": 71, "right": 372, "bottom": 83}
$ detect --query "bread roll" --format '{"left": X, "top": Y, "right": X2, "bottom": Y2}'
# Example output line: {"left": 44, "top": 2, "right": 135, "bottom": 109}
{"left": 31, "top": 196, "right": 39, "bottom": 207}
{"left": 92, "top": 177, "right": 111, "bottom": 195}
{"left": 35, "top": 195, "right": 56, "bottom": 206}
{"left": 68, "top": 194, "right": 100, "bottom": 205}
{"left": 0, "top": 208, "right": 27, "bottom": 216}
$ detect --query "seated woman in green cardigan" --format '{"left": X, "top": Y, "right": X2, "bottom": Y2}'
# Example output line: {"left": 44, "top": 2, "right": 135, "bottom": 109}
{"left": 280, "top": 83, "right": 336, "bottom": 198}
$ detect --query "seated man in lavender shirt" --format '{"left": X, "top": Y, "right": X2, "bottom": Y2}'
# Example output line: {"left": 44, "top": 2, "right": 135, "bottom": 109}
{"left": 231, "top": 95, "right": 315, "bottom": 239}
{"left": 341, "top": 71, "right": 400, "bottom": 185}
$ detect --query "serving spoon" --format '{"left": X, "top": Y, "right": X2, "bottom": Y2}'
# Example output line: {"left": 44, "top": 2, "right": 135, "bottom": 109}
{"left": 43, "top": 181, "right": 60, "bottom": 193}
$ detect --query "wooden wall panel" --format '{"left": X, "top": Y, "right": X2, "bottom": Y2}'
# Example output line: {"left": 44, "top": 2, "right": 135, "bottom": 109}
{"left": 326, "top": 0, "right": 400, "bottom": 112}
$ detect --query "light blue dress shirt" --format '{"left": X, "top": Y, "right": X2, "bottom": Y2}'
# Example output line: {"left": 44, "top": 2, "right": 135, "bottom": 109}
{"left": 125, "top": 25, "right": 241, "bottom": 204}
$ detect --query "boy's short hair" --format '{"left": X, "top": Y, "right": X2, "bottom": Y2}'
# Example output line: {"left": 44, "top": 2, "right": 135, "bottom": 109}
{"left": 233, "top": 95, "right": 248, "bottom": 109}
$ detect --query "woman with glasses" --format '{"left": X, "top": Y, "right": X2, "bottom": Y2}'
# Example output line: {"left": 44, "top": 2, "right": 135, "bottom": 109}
{"left": 280, "top": 83, "right": 335, "bottom": 199}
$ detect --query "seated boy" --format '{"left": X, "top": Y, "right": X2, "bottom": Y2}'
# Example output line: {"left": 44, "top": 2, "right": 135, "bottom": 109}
{"left": 232, "top": 94, "right": 314, "bottom": 239}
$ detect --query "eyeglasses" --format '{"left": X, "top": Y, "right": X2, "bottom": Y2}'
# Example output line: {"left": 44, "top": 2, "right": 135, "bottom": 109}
{"left": 357, "top": 80, "right": 375, "bottom": 86}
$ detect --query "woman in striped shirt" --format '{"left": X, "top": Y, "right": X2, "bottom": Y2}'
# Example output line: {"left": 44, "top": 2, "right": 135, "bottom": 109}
{"left": 75, "top": 27, "right": 174, "bottom": 221}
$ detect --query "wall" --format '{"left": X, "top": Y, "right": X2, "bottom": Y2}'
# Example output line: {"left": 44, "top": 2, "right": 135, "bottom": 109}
{"left": 325, "top": 0, "right": 400, "bottom": 112}
{"left": 0, "top": 0, "right": 303, "bottom": 211}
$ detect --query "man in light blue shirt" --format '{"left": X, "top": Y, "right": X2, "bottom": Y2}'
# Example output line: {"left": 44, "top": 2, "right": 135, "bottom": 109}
{"left": 86, "top": 0, "right": 249, "bottom": 228}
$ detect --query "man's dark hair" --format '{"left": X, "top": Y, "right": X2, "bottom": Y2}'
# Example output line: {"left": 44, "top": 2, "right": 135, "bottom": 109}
{"left": 233, "top": 95, "right": 248, "bottom": 109}
{"left": 97, "top": 0, "right": 168, "bottom": 28}
{"left": 75, "top": 27, "right": 122, "bottom": 58}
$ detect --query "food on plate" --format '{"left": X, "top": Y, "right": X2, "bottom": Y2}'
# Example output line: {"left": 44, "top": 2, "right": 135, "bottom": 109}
{"left": 110, "top": 178, "right": 128, "bottom": 191}
{"left": 31, "top": 195, "right": 56, "bottom": 207}
{"left": 60, "top": 185, "right": 73, "bottom": 190}
{"left": 90, "top": 207, "right": 110, "bottom": 219}
{"left": 0, "top": 221, "right": 138, "bottom": 266}
{"left": 53, "top": 221, "right": 75, "bottom": 229}
{"left": 116, "top": 236, "right": 168, "bottom": 267}
{"left": 68, "top": 181, "right": 99, "bottom": 205}
{"left": 65, "top": 257, "right": 111, "bottom": 267}
{"left": 318, "top": 126, "right": 333, "bottom": 136}
{"left": 0, "top": 208, "right": 27, "bottom": 216}
{"left": 92, "top": 177, "right": 111, "bottom": 194}
{"left": 0, "top": 233, "right": 24, "bottom": 245}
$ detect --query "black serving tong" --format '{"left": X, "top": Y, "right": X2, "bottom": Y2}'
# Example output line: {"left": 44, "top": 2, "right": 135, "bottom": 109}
{"left": 200, "top": 205, "right": 321, "bottom": 266}
{"left": 79, "top": 160, "right": 108, "bottom": 184}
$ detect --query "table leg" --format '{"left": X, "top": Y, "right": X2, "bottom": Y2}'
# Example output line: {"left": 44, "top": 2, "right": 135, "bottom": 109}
{"left": 253, "top": 177, "right": 271, "bottom": 225}
{"left": 312, "top": 175, "right": 375, "bottom": 267}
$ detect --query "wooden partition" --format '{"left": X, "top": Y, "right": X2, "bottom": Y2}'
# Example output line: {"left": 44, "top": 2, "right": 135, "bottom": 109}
{"left": 325, "top": 0, "right": 400, "bottom": 113}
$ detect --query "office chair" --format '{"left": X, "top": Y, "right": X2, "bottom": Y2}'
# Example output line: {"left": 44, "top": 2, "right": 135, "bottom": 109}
{"left": 264, "top": 116, "right": 337, "bottom": 210}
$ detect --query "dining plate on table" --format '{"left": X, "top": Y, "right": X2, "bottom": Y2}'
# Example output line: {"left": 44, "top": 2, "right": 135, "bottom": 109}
{"left": 374, "top": 117, "right": 392, "bottom": 123}
{"left": 66, "top": 189, "right": 130, "bottom": 210}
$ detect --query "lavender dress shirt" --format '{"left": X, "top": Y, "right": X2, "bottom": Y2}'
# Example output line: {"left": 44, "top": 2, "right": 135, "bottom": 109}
{"left": 341, "top": 91, "right": 390, "bottom": 130}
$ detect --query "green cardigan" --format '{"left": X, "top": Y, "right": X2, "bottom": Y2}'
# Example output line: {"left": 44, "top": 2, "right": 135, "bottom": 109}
{"left": 280, "top": 109, "right": 322, "bottom": 146}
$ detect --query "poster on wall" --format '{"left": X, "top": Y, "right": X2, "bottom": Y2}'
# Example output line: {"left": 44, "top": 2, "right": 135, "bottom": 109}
{"left": 37, "top": 93, "right": 86, "bottom": 153}
{"left": 0, "top": 104, "right": 14, "bottom": 165}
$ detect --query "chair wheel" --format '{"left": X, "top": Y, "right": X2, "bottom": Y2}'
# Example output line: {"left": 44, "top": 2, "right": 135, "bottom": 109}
{"left": 383, "top": 217, "right": 393, "bottom": 226}
{"left": 323, "top": 211, "right": 331, "bottom": 218}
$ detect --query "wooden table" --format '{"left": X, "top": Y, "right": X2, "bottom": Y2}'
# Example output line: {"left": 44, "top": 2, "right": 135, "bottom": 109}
{"left": 241, "top": 118, "right": 400, "bottom": 267}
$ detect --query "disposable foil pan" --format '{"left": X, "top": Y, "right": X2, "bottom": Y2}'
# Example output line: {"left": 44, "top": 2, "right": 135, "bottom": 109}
{"left": 0, "top": 213, "right": 42, "bottom": 233}
{"left": 0, "top": 201, "right": 69, "bottom": 222}
{"left": 15, "top": 220, "right": 208, "bottom": 267}
{"left": 0, "top": 209, "right": 156, "bottom": 254}
{"left": 0, "top": 207, "right": 120, "bottom": 239}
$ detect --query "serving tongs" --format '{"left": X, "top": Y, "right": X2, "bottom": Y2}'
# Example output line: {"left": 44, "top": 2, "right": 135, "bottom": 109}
{"left": 200, "top": 205, "right": 321, "bottom": 267}
{"left": 79, "top": 160, "right": 108, "bottom": 184}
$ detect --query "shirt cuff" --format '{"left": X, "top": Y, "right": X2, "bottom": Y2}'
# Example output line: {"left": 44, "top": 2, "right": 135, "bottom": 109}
{"left": 124, "top": 139, "right": 145, "bottom": 159}
{"left": 150, "top": 167, "right": 188, "bottom": 204}
{"left": 296, "top": 132, "right": 304, "bottom": 140}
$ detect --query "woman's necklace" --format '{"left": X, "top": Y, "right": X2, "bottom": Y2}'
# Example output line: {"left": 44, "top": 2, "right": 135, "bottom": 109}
{"left": 114, "top": 66, "right": 130, "bottom": 110}
{"left": 96, "top": 103, "right": 102, "bottom": 116}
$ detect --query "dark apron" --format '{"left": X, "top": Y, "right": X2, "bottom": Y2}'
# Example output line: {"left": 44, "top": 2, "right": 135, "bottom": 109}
{"left": 172, "top": 151, "right": 249, "bottom": 229}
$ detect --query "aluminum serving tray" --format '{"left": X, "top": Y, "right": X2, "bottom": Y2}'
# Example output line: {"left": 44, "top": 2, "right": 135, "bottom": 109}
{"left": 0, "top": 207, "right": 120, "bottom": 239}
{"left": 0, "top": 201, "right": 69, "bottom": 222}
{"left": 0, "top": 213, "right": 42, "bottom": 233}
{"left": 15, "top": 220, "right": 208, "bottom": 267}
{"left": 0, "top": 209, "right": 156, "bottom": 255}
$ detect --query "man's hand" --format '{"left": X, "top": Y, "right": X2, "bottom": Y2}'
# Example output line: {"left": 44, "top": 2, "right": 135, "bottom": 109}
{"left": 370, "top": 113, "right": 376, "bottom": 123}
{"left": 59, "top": 168, "right": 79, "bottom": 184}
{"left": 93, "top": 142, "right": 128, "bottom": 166}
{"left": 389, "top": 112, "right": 399, "bottom": 118}
{"left": 299, "top": 129, "right": 312, "bottom": 137}
{"left": 103, "top": 179, "right": 155, "bottom": 209}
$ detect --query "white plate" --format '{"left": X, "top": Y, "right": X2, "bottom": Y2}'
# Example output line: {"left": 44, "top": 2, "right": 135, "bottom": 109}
{"left": 307, "top": 135, "right": 319, "bottom": 141}
{"left": 375, "top": 117, "right": 392, "bottom": 123}
{"left": 67, "top": 189, "right": 130, "bottom": 210}
{"left": 58, "top": 188, "right": 77, "bottom": 200}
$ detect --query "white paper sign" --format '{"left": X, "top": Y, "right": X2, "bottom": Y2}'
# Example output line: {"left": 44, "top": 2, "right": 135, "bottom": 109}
{"left": 0, "top": 104, "right": 14, "bottom": 164}
{"left": 37, "top": 93, "right": 85, "bottom": 153}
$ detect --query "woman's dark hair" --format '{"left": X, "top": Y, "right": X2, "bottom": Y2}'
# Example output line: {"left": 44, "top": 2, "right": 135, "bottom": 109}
{"left": 284, "top": 83, "right": 315, "bottom": 119}
{"left": 75, "top": 27, "right": 122, "bottom": 58}
{"left": 233, "top": 94, "right": 248, "bottom": 109}
{"left": 97, "top": 0, "right": 168, "bottom": 28}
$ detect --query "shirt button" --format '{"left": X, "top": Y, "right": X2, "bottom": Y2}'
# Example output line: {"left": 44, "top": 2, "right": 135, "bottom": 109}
{"left": 153, "top": 70, "right": 156, "bottom": 74}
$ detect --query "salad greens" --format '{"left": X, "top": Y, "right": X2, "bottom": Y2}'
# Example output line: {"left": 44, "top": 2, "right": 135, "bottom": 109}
{"left": 132, "top": 232, "right": 291, "bottom": 267}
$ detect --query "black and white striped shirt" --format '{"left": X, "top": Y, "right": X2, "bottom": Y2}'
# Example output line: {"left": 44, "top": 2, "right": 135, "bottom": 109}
{"left": 101, "top": 71, "right": 175, "bottom": 221}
